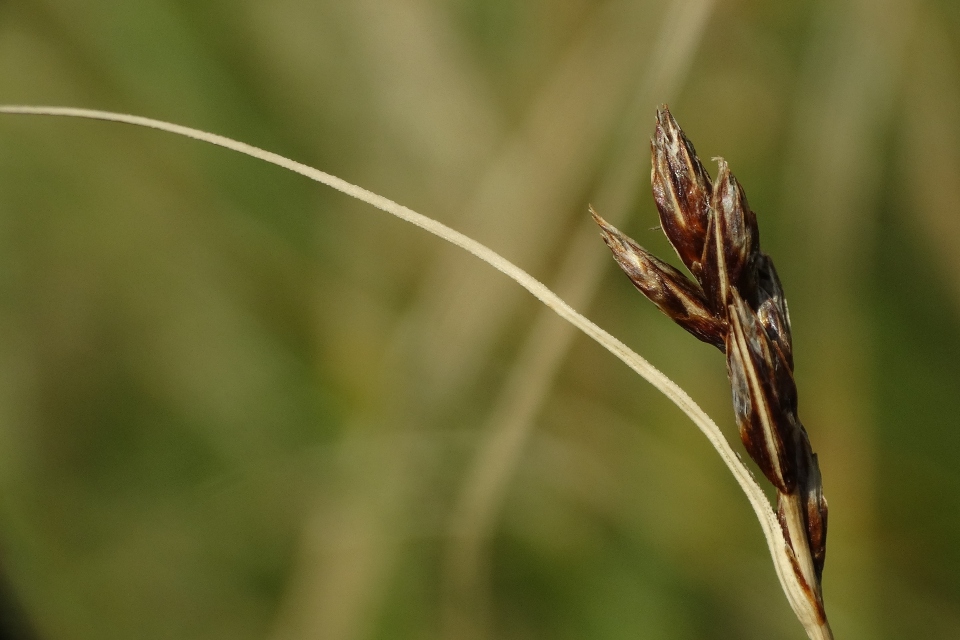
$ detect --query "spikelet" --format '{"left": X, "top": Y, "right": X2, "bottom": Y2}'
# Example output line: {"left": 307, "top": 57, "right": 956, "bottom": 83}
{"left": 594, "top": 106, "right": 829, "bottom": 611}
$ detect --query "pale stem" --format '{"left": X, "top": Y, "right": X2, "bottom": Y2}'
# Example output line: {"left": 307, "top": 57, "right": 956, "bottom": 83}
{"left": 0, "top": 105, "right": 833, "bottom": 640}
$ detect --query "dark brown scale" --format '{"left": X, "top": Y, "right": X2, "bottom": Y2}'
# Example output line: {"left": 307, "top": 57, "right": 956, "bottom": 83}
{"left": 728, "top": 299, "right": 798, "bottom": 493}
{"left": 798, "top": 446, "right": 828, "bottom": 579}
{"left": 754, "top": 254, "right": 794, "bottom": 364}
{"left": 727, "top": 334, "right": 780, "bottom": 487}
{"left": 592, "top": 210, "right": 726, "bottom": 350}
{"left": 712, "top": 160, "right": 759, "bottom": 294}
{"left": 697, "top": 210, "right": 726, "bottom": 316}
{"left": 757, "top": 298, "right": 793, "bottom": 370}
{"left": 651, "top": 110, "right": 713, "bottom": 277}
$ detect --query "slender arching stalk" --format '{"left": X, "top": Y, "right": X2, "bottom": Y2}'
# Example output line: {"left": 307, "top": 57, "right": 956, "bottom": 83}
{"left": 0, "top": 105, "right": 832, "bottom": 639}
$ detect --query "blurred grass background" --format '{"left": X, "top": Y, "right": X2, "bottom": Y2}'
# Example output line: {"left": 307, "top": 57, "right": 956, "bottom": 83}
{"left": 0, "top": 0, "right": 958, "bottom": 638}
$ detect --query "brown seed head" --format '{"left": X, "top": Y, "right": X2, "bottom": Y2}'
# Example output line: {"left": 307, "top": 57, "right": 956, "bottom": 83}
{"left": 594, "top": 109, "right": 828, "bottom": 608}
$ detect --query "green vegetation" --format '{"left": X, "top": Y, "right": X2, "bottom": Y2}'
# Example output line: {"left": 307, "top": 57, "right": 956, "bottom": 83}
{"left": 0, "top": 1, "right": 958, "bottom": 639}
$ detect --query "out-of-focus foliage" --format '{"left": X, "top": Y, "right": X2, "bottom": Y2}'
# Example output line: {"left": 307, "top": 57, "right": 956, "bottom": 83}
{"left": 0, "top": 1, "right": 958, "bottom": 639}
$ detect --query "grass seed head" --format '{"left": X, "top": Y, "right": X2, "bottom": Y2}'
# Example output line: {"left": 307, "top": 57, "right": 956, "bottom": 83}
{"left": 595, "top": 106, "right": 830, "bottom": 623}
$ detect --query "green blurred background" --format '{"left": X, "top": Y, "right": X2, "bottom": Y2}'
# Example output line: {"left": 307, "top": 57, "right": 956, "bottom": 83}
{"left": 0, "top": 0, "right": 958, "bottom": 638}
